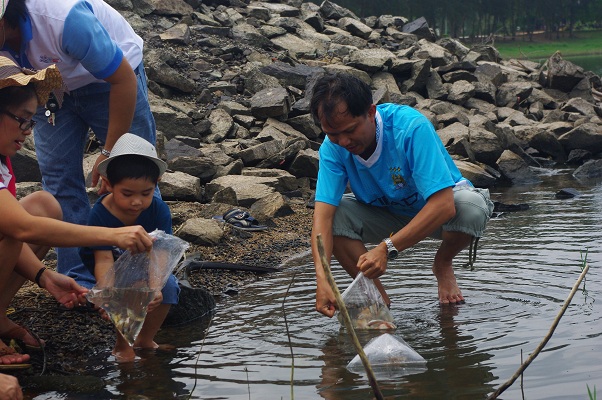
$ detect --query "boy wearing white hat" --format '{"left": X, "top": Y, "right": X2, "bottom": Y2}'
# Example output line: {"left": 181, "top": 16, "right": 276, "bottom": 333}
{"left": 79, "top": 133, "right": 178, "bottom": 362}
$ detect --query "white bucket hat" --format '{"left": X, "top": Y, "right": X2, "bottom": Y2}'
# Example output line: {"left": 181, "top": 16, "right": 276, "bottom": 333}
{"left": 97, "top": 133, "right": 167, "bottom": 178}
{"left": 0, "top": 0, "right": 8, "bottom": 19}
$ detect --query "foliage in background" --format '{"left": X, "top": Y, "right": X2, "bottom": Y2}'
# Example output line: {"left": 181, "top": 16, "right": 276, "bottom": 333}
{"left": 334, "top": 0, "right": 602, "bottom": 41}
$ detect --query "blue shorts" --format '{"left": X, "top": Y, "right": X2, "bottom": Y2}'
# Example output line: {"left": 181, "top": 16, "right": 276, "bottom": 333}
{"left": 162, "top": 274, "right": 180, "bottom": 305}
{"left": 332, "top": 186, "right": 494, "bottom": 244}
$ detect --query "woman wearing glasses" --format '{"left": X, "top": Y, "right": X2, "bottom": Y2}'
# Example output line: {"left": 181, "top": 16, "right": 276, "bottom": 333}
{"left": 0, "top": 56, "right": 154, "bottom": 399}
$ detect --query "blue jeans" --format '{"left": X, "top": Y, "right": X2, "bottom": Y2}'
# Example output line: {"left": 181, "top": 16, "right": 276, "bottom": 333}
{"left": 33, "top": 63, "right": 157, "bottom": 288}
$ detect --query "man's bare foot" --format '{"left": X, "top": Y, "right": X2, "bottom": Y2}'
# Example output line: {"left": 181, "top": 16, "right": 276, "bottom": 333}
{"left": 432, "top": 264, "right": 465, "bottom": 304}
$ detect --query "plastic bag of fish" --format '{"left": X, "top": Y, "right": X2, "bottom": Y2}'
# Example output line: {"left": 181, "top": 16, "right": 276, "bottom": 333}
{"left": 87, "top": 230, "right": 189, "bottom": 344}
{"left": 337, "top": 272, "right": 396, "bottom": 330}
{"left": 347, "top": 333, "right": 426, "bottom": 377}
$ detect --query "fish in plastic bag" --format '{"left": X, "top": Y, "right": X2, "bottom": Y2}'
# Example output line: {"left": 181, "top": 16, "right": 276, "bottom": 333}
{"left": 337, "top": 272, "right": 396, "bottom": 330}
{"left": 347, "top": 333, "right": 427, "bottom": 377}
{"left": 87, "top": 230, "right": 189, "bottom": 345}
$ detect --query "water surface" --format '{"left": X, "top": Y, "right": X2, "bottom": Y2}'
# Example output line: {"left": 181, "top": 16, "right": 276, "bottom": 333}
{"left": 31, "top": 168, "right": 602, "bottom": 399}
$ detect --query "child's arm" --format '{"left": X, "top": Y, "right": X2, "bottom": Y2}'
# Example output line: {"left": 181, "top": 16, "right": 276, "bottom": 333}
{"left": 93, "top": 250, "right": 116, "bottom": 287}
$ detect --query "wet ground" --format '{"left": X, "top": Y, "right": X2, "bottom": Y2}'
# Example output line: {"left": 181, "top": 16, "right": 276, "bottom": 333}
{"left": 6, "top": 200, "right": 314, "bottom": 378}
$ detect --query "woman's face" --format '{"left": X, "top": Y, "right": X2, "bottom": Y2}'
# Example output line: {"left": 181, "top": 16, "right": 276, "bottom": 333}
{"left": 0, "top": 95, "right": 37, "bottom": 157}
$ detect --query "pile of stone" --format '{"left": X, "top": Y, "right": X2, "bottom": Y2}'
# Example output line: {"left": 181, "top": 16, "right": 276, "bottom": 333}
{"left": 13, "top": 0, "right": 602, "bottom": 245}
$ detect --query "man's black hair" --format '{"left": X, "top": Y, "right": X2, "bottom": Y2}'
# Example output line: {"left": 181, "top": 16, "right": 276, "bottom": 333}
{"left": 106, "top": 155, "right": 160, "bottom": 186}
{"left": 3, "top": 0, "right": 28, "bottom": 29}
{"left": 309, "top": 73, "right": 373, "bottom": 127}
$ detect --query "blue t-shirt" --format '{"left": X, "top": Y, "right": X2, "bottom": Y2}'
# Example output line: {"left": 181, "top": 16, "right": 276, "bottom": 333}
{"left": 79, "top": 195, "right": 172, "bottom": 272}
{"left": 315, "top": 103, "right": 467, "bottom": 217}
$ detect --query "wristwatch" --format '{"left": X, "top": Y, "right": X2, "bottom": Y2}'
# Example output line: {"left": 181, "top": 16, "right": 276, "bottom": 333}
{"left": 382, "top": 237, "right": 399, "bottom": 259}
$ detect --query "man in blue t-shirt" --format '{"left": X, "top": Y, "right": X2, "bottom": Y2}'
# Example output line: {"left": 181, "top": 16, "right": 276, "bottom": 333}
{"left": 310, "top": 73, "right": 494, "bottom": 316}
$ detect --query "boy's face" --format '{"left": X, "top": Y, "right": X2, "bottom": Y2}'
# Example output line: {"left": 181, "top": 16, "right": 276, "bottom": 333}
{"left": 105, "top": 177, "right": 156, "bottom": 217}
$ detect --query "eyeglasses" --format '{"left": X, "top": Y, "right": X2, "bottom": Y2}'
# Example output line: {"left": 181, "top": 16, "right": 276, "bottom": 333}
{"left": 1, "top": 110, "right": 37, "bottom": 131}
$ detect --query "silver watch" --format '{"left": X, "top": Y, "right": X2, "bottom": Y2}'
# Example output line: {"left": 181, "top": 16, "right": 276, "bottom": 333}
{"left": 383, "top": 237, "right": 398, "bottom": 259}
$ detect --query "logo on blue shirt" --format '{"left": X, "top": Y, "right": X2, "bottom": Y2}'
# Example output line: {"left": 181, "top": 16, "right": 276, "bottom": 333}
{"left": 389, "top": 167, "right": 406, "bottom": 189}
{"left": 39, "top": 55, "right": 62, "bottom": 64}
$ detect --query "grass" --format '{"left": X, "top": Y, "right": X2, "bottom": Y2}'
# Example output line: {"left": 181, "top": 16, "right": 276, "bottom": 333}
{"left": 588, "top": 384, "right": 597, "bottom": 400}
{"left": 492, "top": 30, "right": 602, "bottom": 60}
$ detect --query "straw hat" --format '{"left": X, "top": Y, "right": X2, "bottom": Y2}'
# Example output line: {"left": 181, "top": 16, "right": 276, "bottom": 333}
{"left": 0, "top": 56, "right": 64, "bottom": 105}
{"left": 97, "top": 133, "right": 167, "bottom": 178}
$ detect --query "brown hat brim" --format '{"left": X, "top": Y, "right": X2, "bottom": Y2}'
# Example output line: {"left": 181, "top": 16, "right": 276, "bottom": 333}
{"left": 0, "top": 58, "right": 64, "bottom": 105}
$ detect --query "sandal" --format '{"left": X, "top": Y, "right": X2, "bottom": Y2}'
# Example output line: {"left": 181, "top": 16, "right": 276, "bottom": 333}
{"left": 0, "top": 325, "right": 44, "bottom": 350}
{"left": 213, "top": 209, "right": 268, "bottom": 231}
{"left": 0, "top": 341, "right": 31, "bottom": 370}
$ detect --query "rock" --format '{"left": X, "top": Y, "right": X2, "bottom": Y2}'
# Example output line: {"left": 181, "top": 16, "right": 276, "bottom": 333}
{"left": 250, "top": 87, "right": 292, "bottom": 118}
{"left": 177, "top": 217, "right": 225, "bottom": 245}
{"left": 250, "top": 192, "right": 294, "bottom": 220}
{"left": 558, "top": 123, "right": 602, "bottom": 154}
{"left": 496, "top": 150, "right": 541, "bottom": 184}
{"left": 573, "top": 159, "right": 602, "bottom": 179}
{"left": 159, "top": 171, "right": 202, "bottom": 201}
{"left": 555, "top": 188, "right": 581, "bottom": 199}
{"left": 544, "top": 52, "right": 586, "bottom": 92}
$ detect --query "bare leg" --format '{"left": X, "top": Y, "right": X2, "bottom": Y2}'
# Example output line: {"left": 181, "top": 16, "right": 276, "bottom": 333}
{"left": 0, "top": 234, "right": 31, "bottom": 364}
{"left": 332, "top": 236, "right": 391, "bottom": 307}
{"left": 113, "top": 331, "right": 136, "bottom": 362}
{"left": 0, "top": 192, "right": 62, "bottom": 347}
{"left": 133, "top": 304, "right": 171, "bottom": 349}
{"left": 433, "top": 230, "right": 473, "bottom": 304}
{"left": 19, "top": 191, "right": 62, "bottom": 259}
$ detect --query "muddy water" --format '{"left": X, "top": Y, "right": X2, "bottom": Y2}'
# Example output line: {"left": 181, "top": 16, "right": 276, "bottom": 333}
{"left": 31, "top": 168, "right": 602, "bottom": 399}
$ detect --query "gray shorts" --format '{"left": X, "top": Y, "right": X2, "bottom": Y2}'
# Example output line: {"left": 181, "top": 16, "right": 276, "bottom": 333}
{"left": 332, "top": 186, "right": 494, "bottom": 243}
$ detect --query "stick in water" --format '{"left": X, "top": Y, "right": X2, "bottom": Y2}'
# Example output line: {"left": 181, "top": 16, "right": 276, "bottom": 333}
{"left": 316, "top": 234, "right": 384, "bottom": 400}
{"left": 487, "top": 262, "right": 590, "bottom": 399}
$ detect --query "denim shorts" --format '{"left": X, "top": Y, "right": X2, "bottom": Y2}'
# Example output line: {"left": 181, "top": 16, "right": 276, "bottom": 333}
{"left": 162, "top": 274, "right": 181, "bottom": 305}
{"left": 332, "top": 186, "right": 494, "bottom": 244}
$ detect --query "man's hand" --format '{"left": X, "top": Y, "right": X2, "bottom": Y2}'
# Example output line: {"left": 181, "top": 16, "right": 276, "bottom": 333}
{"left": 0, "top": 373, "right": 22, "bottom": 400}
{"left": 91, "top": 153, "right": 110, "bottom": 194}
{"left": 114, "top": 226, "right": 153, "bottom": 253}
{"left": 357, "top": 243, "right": 388, "bottom": 279}
{"left": 315, "top": 283, "right": 337, "bottom": 318}
{"left": 147, "top": 291, "right": 163, "bottom": 313}
{"left": 40, "top": 270, "right": 88, "bottom": 308}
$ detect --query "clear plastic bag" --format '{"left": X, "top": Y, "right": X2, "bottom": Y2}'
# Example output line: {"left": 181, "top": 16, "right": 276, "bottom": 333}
{"left": 87, "top": 230, "right": 189, "bottom": 344}
{"left": 337, "top": 272, "right": 396, "bottom": 330}
{"left": 347, "top": 333, "right": 427, "bottom": 377}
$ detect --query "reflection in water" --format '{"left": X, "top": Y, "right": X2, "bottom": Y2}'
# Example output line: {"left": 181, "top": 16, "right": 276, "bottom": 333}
{"left": 31, "top": 170, "right": 602, "bottom": 399}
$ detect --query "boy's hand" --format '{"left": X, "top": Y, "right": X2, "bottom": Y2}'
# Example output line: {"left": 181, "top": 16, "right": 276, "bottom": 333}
{"left": 147, "top": 291, "right": 163, "bottom": 313}
{"left": 115, "top": 226, "right": 153, "bottom": 253}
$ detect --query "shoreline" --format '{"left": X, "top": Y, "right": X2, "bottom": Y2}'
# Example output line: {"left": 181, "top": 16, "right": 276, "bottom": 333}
{"left": 6, "top": 200, "right": 314, "bottom": 380}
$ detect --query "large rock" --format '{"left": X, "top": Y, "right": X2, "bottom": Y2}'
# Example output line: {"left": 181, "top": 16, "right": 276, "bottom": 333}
{"left": 496, "top": 150, "right": 541, "bottom": 184}
{"left": 558, "top": 123, "right": 602, "bottom": 154}
{"left": 250, "top": 87, "right": 292, "bottom": 118}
